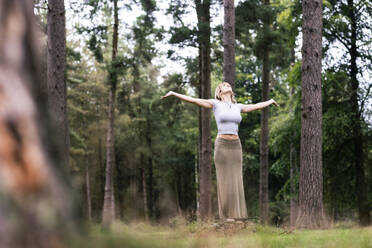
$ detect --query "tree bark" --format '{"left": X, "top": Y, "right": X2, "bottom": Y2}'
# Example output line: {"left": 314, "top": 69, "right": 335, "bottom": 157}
{"left": 259, "top": 45, "right": 270, "bottom": 225}
{"left": 346, "top": 0, "right": 370, "bottom": 226}
{"left": 0, "top": 1, "right": 74, "bottom": 246}
{"left": 223, "top": 0, "right": 235, "bottom": 89}
{"left": 148, "top": 156, "right": 153, "bottom": 218}
{"left": 296, "top": 0, "right": 326, "bottom": 228}
{"left": 102, "top": 0, "right": 118, "bottom": 227}
{"left": 259, "top": 0, "right": 271, "bottom": 225}
{"left": 289, "top": 86, "right": 298, "bottom": 227}
{"left": 142, "top": 167, "right": 149, "bottom": 221}
{"left": 141, "top": 157, "right": 149, "bottom": 221}
{"left": 195, "top": 0, "right": 212, "bottom": 222}
{"left": 289, "top": 51, "right": 298, "bottom": 227}
{"left": 98, "top": 136, "right": 105, "bottom": 212}
{"left": 47, "top": 0, "right": 70, "bottom": 168}
{"left": 146, "top": 121, "right": 154, "bottom": 218}
{"left": 195, "top": 145, "right": 200, "bottom": 220}
{"left": 85, "top": 155, "right": 92, "bottom": 221}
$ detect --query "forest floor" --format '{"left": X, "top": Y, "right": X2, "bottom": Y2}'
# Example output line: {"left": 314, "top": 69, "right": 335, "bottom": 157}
{"left": 75, "top": 218, "right": 372, "bottom": 248}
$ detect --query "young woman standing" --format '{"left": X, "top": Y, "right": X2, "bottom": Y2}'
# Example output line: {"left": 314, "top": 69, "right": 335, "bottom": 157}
{"left": 161, "top": 82, "right": 279, "bottom": 221}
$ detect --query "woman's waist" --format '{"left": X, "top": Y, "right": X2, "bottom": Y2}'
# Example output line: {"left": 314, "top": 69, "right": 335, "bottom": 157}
{"left": 217, "top": 134, "right": 239, "bottom": 140}
{"left": 215, "top": 137, "right": 241, "bottom": 150}
{"left": 215, "top": 134, "right": 241, "bottom": 147}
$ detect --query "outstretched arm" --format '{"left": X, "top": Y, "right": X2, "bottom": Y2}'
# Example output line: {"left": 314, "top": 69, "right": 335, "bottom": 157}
{"left": 241, "top": 99, "right": 279, "bottom": 113}
{"left": 161, "top": 91, "right": 213, "bottom": 109}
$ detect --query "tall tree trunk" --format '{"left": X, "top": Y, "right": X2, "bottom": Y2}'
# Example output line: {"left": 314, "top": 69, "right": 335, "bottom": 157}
{"left": 195, "top": 0, "right": 212, "bottom": 221}
{"left": 98, "top": 136, "right": 105, "bottom": 212}
{"left": 259, "top": 0, "right": 270, "bottom": 225}
{"left": 148, "top": 156, "right": 153, "bottom": 218}
{"left": 259, "top": 46, "right": 270, "bottom": 225}
{"left": 296, "top": 0, "right": 325, "bottom": 228}
{"left": 195, "top": 145, "right": 200, "bottom": 220}
{"left": 0, "top": 1, "right": 75, "bottom": 246}
{"left": 102, "top": 84, "right": 116, "bottom": 226}
{"left": 85, "top": 155, "right": 92, "bottom": 221}
{"left": 347, "top": 0, "right": 370, "bottom": 226}
{"left": 141, "top": 156, "right": 149, "bottom": 221}
{"left": 289, "top": 88, "right": 298, "bottom": 227}
{"left": 102, "top": 0, "right": 118, "bottom": 227}
{"left": 289, "top": 50, "right": 298, "bottom": 227}
{"left": 47, "top": 0, "right": 70, "bottom": 168}
{"left": 223, "top": 0, "right": 235, "bottom": 89}
{"left": 146, "top": 117, "right": 154, "bottom": 219}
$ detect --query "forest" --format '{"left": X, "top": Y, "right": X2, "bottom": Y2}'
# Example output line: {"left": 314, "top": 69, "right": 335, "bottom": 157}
{"left": 0, "top": 0, "right": 371, "bottom": 247}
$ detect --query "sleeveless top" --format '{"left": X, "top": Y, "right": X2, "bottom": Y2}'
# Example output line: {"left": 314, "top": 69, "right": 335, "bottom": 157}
{"left": 211, "top": 99, "right": 243, "bottom": 135}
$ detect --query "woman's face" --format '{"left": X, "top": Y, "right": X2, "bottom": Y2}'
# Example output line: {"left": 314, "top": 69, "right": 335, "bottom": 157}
{"left": 220, "top": 82, "right": 232, "bottom": 94}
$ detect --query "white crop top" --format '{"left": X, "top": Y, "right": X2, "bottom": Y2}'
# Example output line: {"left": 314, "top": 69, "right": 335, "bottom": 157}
{"left": 211, "top": 99, "right": 243, "bottom": 135}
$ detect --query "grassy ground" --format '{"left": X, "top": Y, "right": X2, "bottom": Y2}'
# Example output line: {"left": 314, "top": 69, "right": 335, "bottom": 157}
{"left": 73, "top": 219, "right": 372, "bottom": 248}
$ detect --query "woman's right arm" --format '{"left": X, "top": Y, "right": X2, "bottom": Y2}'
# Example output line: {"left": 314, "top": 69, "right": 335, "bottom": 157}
{"left": 161, "top": 91, "right": 213, "bottom": 109}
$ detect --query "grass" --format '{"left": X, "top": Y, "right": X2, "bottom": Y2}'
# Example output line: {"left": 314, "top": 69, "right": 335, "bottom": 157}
{"left": 71, "top": 219, "right": 372, "bottom": 248}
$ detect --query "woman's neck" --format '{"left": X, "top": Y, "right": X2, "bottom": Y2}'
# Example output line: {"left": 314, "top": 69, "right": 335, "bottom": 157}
{"left": 220, "top": 94, "right": 232, "bottom": 103}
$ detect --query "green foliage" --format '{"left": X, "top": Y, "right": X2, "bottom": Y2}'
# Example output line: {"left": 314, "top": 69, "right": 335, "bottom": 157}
{"left": 169, "top": 26, "right": 198, "bottom": 47}
{"left": 235, "top": 0, "right": 294, "bottom": 65}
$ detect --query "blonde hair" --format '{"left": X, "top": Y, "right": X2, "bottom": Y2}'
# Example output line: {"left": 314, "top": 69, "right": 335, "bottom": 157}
{"left": 214, "top": 82, "right": 237, "bottom": 103}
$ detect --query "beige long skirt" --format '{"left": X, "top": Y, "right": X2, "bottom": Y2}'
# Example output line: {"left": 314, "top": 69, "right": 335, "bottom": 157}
{"left": 214, "top": 137, "right": 247, "bottom": 220}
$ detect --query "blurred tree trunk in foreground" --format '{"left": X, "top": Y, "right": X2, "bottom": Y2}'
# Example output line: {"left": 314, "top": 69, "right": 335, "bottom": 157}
{"left": 0, "top": 0, "right": 75, "bottom": 247}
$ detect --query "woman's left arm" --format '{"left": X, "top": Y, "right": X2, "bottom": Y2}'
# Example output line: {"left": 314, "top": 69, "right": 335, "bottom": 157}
{"left": 241, "top": 99, "right": 279, "bottom": 113}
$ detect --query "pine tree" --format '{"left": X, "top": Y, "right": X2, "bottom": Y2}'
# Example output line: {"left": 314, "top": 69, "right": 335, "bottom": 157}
{"left": 296, "top": 0, "right": 326, "bottom": 228}
{"left": 102, "top": 0, "right": 119, "bottom": 227}
{"left": 47, "top": 0, "right": 70, "bottom": 167}
{"left": 223, "top": 0, "right": 235, "bottom": 89}
{"left": 195, "top": 0, "right": 213, "bottom": 221}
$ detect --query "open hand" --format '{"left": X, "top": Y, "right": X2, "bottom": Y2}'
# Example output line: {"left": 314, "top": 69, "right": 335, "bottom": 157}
{"left": 161, "top": 91, "right": 174, "bottom": 99}
{"left": 270, "top": 99, "right": 280, "bottom": 107}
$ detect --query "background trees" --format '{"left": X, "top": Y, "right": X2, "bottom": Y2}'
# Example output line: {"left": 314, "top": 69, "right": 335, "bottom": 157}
{"left": 21, "top": 0, "right": 372, "bottom": 228}
{"left": 323, "top": 0, "right": 372, "bottom": 226}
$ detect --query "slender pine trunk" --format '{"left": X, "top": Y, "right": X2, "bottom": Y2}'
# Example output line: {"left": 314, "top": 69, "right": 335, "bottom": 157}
{"left": 195, "top": 145, "right": 200, "bottom": 220}
{"left": 47, "top": 0, "right": 70, "bottom": 168}
{"left": 102, "top": 0, "right": 118, "bottom": 227}
{"left": 259, "top": 0, "right": 270, "bottom": 225}
{"left": 141, "top": 163, "right": 149, "bottom": 221}
{"left": 259, "top": 47, "right": 270, "bottom": 224}
{"left": 346, "top": 0, "right": 370, "bottom": 226}
{"left": 148, "top": 156, "right": 153, "bottom": 218}
{"left": 85, "top": 155, "right": 92, "bottom": 221}
{"left": 223, "top": 0, "right": 235, "bottom": 89}
{"left": 195, "top": 0, "right": 212, "bottom": 222}
{"left": 146, "top": 117, "right": 153, "bottom": 219}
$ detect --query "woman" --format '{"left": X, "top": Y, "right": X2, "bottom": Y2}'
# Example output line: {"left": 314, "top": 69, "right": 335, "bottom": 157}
{"left": 161, "top": 82, "right": 279, "bottom": 221}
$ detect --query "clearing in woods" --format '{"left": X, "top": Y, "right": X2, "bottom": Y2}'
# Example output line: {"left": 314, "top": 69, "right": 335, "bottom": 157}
{"left": 72, "top": 220, "right": 372, "bottom": 248}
